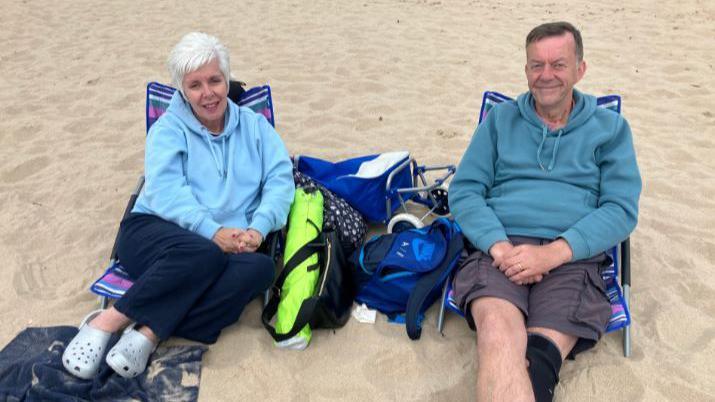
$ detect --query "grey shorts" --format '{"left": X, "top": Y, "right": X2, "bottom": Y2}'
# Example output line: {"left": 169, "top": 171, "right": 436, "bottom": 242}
{"left": 452, "top": 236, "right": 612, "bottom": 356}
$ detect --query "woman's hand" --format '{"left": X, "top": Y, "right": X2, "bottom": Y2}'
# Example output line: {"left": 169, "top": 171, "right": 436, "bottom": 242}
{"left": 236, "top": 229, "right": 263, "bottom": 253}
{"left": 212, "top": 227, "right": 263, "bottom": 254}
{"left": 212, "top": 227, "right": 243, "bottom": 253}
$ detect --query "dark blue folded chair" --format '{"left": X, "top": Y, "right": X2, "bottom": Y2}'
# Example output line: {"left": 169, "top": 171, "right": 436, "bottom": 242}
{"left": 436, "top": 91, "right": 633, "bottom": 357}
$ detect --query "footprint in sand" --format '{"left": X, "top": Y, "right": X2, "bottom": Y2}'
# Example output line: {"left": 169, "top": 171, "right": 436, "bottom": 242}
{"left": 1, "top": 156, "right": 50, "bottom": 183}
{"left": 362, "top": 349, "right": 415, "bottom": 388}
{"left": 12, "top": 261, "right": 54, "bottom": 300}
{"left": 62, "top": 118, "right": 96, "bottom": 135}
{"left": 309, "top": 97, "right": 336, "bottom": 111}
{"left": 436, "top": 129, "right": 458, "bottom": 139}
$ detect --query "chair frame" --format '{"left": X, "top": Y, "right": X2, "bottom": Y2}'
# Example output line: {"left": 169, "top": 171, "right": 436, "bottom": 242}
{"left": 435, "top": 91, "right": 633, "bottom": 357}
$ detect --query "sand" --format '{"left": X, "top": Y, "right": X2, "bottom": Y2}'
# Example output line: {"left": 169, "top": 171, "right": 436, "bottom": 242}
{"left": 1, "top": 0, "right": 714, "bottom": 400}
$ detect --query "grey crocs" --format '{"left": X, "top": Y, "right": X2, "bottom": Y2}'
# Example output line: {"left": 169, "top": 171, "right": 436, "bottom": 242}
{"left": 62, "top": 309, "right": 113, "bottom": 379}
{"left": 105, "top": 324, "right": 157, "bottom": 378}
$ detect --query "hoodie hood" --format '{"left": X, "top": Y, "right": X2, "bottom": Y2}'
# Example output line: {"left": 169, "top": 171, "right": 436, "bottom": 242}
{"left": 166, "top": 91, "right": 240, "bottom": 178}
{"left": 516, "top": 89, "right": 597, "bottom": 171}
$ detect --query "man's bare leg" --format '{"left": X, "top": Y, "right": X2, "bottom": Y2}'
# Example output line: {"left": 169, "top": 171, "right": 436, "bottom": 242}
{"left": 471, "top": 297, "right": 533, "bottom": 402}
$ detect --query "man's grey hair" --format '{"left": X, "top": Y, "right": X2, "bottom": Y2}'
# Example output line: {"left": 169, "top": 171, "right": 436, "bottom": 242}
{"left": 167, "top": 32, "right": 230, "bottom": 95}
{"left": 526, "top": 21, "right": 584, "bottom": 61}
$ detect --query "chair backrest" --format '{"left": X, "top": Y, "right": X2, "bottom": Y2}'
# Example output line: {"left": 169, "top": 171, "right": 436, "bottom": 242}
{"left": 477, "top": 91, "right": 621, "bottom": 125}
{"left": 145, "top": 81, "right": 275, "bottom": 132}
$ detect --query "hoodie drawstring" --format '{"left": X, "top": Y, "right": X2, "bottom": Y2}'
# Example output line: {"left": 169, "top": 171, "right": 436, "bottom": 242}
{"left": 536, "top": 127, "right": 563, "bottom": 172}
{"left": 549, "top": 130, "right": 563, "bottom": 171}
{"left": 202, "top": 129, "right": 228, "bottom": 179}
{"left": 536, "top": 126, "right": 547, "bottom": 171}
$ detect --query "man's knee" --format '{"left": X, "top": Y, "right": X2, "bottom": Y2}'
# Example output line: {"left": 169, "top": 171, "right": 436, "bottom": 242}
{"left": 471, "top": 297, "right": 525, "bottom": 347}
{"left": 526, "top": 333, "right": 563, "bottom": 402}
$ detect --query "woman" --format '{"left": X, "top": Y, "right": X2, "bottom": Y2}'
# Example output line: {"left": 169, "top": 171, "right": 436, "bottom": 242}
{"left": 63, "top": 32, "right": 295, "bottom": 379}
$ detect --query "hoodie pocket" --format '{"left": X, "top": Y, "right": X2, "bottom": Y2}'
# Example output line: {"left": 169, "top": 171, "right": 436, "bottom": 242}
{"left": 569, "top": 267, "right": 611, "bottom": 334}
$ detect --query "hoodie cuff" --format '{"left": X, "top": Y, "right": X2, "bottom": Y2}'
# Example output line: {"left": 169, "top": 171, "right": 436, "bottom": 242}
{"left": 248, "top": 215, "right": 273, "bottom": 239}
{"left": 475, "top": 230, "right": 509, "bottom": 255}
{"left": 196, "top": 218, "right": 222, "bottom": 240}
{"left": 559, "top": 228, "right": 590, "bottom": 261}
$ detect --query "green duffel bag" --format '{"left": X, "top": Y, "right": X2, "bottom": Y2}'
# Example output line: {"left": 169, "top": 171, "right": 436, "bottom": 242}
{"left": 264, "top": 187, "right": 324, "bottom": 350}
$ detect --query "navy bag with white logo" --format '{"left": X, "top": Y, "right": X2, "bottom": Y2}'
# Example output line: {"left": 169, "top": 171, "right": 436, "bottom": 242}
{"left": 352, "top": 218, "right": 463, "bottom": 339}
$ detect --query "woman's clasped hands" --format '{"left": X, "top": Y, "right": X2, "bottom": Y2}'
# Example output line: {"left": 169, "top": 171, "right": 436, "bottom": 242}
{"left": 213, "top": 227, "right": 263, "bottom": 254}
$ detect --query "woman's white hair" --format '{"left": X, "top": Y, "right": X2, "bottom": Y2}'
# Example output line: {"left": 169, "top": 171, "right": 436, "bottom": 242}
{"left": 167, "top": 32, "right": 230, "bottom": 95}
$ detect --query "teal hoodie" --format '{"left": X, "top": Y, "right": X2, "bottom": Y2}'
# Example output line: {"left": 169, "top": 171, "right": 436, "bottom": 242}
{"left": 132, "top": 91, "right": 295, "bottom": 240}
{"left": 449, "top": 89, "right": 641, "bottom": 261}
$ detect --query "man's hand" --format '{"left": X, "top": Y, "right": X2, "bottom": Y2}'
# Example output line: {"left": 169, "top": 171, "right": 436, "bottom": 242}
{"left": 236, "top": 229, "right": 263, "bottom": 253}
{"left": 212, "top": 227, "right": 244, "bottom": 254}
{"left": 499, "top": 239, "right": 573, "bottom": 285}
{"left": 489, "top": 241, "right": 514, "bottom": 267}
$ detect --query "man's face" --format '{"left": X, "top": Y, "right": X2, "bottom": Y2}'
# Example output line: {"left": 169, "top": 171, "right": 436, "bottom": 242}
{"left": 525, "top": 32, "right": 586, "bottom": 111}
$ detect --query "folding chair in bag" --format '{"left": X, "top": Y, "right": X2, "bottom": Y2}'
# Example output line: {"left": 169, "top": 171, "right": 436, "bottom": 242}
{"left": 435, "top": 91, "right": 634, "bottom": 357}
{"left": 294, "top": 151, "right": 455, "bottom": 232}
{"left": 91, "top": 81, "right": 281, "bottom": 308}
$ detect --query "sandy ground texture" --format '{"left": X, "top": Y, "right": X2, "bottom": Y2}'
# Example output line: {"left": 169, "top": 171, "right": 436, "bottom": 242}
{"left": 1, "top": 0, "right": 714, "bottom": 400}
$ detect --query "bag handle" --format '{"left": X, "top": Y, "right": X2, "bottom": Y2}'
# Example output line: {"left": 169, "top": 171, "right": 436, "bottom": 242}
{"left": 261, "top": 233, "right": 327, "bottom": 342}
{"left": 357, "top": 235, "right": 383, "bottom": 275}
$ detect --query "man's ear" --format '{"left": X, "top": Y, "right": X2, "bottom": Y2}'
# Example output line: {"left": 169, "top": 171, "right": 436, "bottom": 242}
{"left": 577, "top": 59, "right": 587, "bottom": 82}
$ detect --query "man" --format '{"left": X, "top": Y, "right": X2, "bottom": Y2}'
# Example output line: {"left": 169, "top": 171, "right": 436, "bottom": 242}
{"left": 448, "top": 22, "right": 641, "bottom": 401}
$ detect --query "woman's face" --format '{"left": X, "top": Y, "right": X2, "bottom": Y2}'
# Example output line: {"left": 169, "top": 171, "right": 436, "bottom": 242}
{"left": 182, "top": 58, "right": 228, "bottom": 133}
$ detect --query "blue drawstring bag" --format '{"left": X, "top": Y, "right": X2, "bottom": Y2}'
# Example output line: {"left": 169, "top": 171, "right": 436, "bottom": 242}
{"left": 351, "top": 218, "right": 463, "bottom": 339}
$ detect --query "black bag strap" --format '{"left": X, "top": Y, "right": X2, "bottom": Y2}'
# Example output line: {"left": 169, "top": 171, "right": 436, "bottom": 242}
{"left": 262, "top": 294, "right": 321, "bottom": 342}
{"left": 283, "top": 239, "right": 323, "bottom": 274}
{"left": 261, "top": 232, "right": 327, "bottom": 342}
{"left": 405, "top": 229, "right": 464, "bottom": 340}
{"left": 275, "top": 219, "right": 323, "bottom": 285}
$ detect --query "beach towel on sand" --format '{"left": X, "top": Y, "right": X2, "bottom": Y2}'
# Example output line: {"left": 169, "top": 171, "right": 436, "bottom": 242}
{"left": 0, "top": 326, "right": 207, "bottom": 402}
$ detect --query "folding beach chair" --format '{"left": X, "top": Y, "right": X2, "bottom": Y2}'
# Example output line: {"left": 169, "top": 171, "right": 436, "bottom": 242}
{"left": 435, "top": 91, "right": 633, "bottom": 357}
{"left": 91, "top": 81, "right": 280, "bottom": 307}
{"left": 294, "top": 152, "right": 455, "bottom": 228}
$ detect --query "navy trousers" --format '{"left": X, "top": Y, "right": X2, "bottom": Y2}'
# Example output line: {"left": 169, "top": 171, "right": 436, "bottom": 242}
{"left": 113, "top": 213, "right": 274, "bottom": 344}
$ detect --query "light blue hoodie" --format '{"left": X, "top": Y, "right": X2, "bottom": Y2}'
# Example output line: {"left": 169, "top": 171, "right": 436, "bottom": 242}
{"left": 132, "top": 91, "right": 295, "bottom": 240}
{"left": 449, "top": 89, "right": 642, "bottom": 261}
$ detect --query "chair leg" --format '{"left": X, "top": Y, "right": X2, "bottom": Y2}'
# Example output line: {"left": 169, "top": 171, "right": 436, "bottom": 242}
{"left": 436, "top": 279, "right": 449, "bottom": 335}
{"left": 99, "top": 295, "right": 109, "bottom": 310}
{"left": 623, "top": 284, "right": 631, "bottom": 357}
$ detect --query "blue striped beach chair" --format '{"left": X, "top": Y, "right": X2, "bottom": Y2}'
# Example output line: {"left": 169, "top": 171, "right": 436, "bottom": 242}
{"left": 91, "top": 81, "right": 277, "bottom": 305}
{"left": 436, "top": 91, "right": 633, "bottom": 357}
